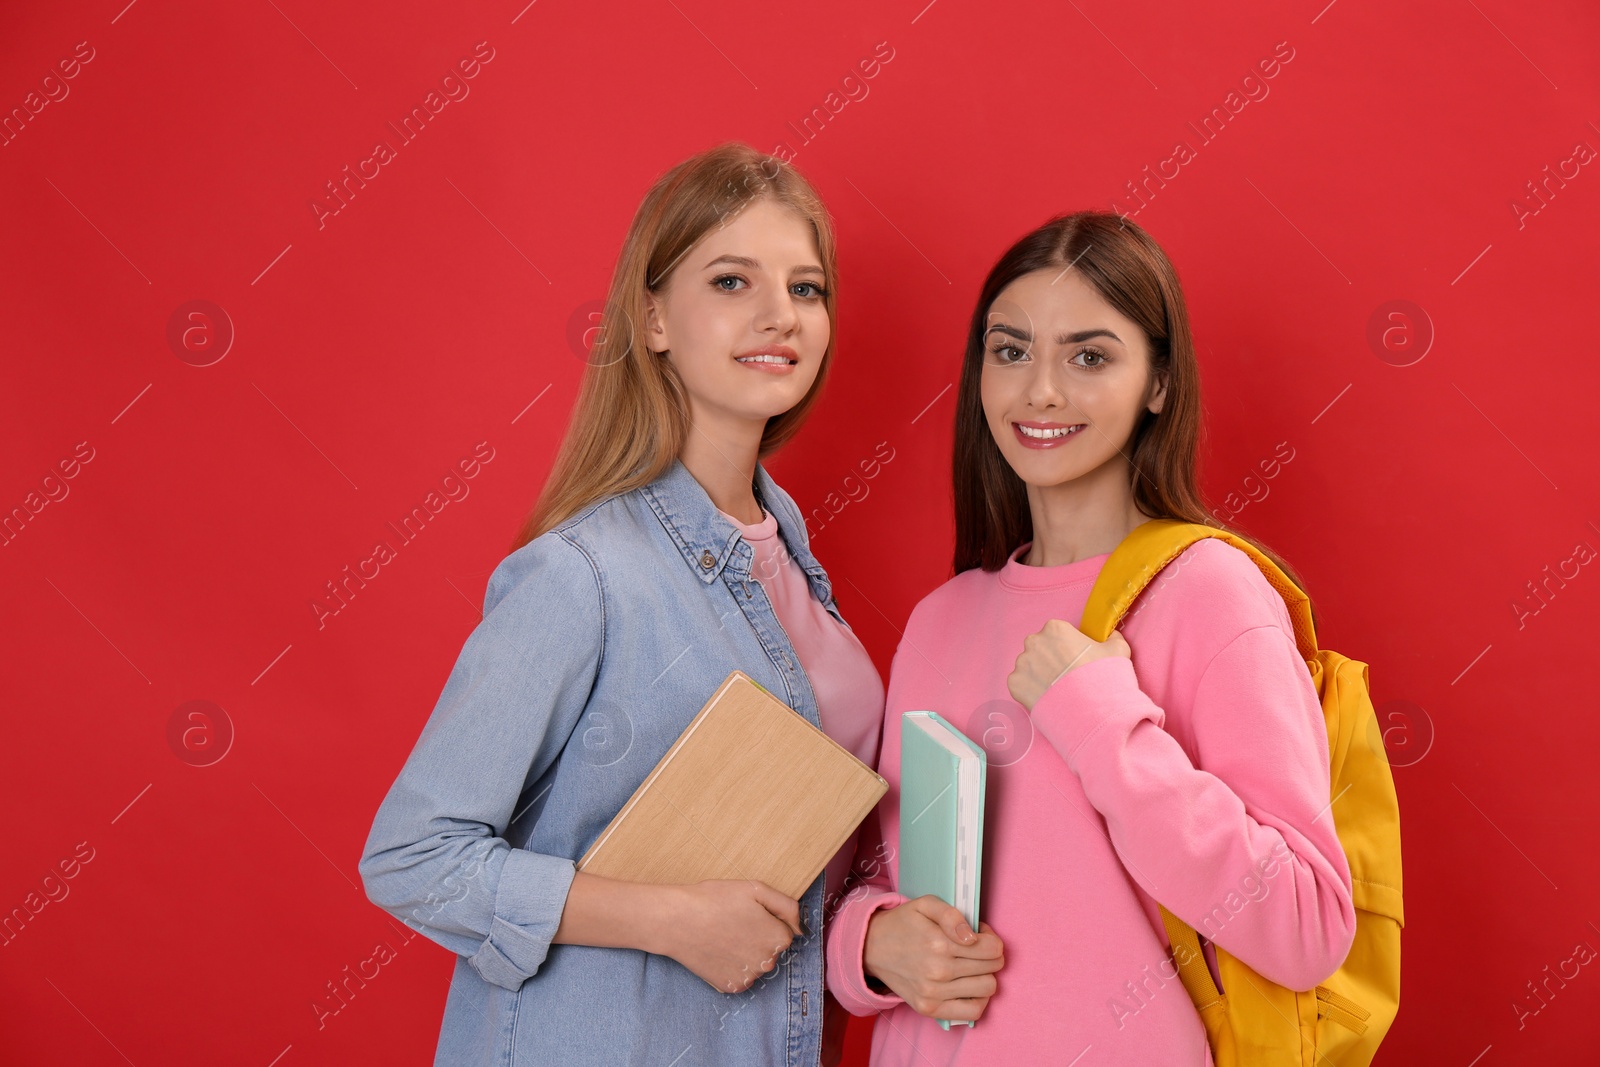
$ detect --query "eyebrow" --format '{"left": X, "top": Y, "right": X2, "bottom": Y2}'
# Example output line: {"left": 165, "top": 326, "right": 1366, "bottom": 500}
{"left": 701, "top": 254, "right": 826, "bottom": 278}
{"left": 984, "top": 322, "right": 1124, "bottom": 345}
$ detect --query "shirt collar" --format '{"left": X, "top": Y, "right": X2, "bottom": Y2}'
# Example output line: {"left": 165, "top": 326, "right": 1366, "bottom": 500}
{"left": 641, "top": 456, "right": 820, "bottom": 587}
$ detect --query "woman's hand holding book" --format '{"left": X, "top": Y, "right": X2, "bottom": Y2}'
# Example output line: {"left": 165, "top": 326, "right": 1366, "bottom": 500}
{"left": 862, "top": 896, "right": 1006, "bottom": 1022}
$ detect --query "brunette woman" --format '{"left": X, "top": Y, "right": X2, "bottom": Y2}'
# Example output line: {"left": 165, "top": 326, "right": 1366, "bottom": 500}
{"left": 824, "top": 212, "right": 1356, "bottom": 1064}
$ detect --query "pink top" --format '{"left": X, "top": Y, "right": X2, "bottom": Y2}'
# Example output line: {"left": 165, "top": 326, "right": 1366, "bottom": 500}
{"left": 823, "top": 537, "right": 1356, "bottom": 1065}
{"left": 717, "top": 505, "right": 887, "bottom": 915}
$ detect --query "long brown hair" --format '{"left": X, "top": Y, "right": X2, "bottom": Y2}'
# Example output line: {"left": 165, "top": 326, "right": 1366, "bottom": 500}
{"left": 511, "top": 142, "right": 839, "bottom": 551}
{"left": 951, "top": 211, "right": 1317, "bottom": 627}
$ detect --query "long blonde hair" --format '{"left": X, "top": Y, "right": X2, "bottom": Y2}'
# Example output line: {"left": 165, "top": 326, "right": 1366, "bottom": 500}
{"left": 511, "top": 142, "right": 839, "bottom": 552}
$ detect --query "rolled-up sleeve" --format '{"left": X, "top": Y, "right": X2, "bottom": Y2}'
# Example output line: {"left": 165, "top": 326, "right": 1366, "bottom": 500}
{"left": 358, "top": 530, "right": 604, "bottom": 991}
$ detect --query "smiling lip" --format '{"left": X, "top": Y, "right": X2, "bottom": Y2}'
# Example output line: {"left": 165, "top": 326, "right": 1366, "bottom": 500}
{"left": 734, "top": 344, "right": 798, "bottom": 375}
{"left": 1012, "top": 420, "right": 1085, "bottom": 449}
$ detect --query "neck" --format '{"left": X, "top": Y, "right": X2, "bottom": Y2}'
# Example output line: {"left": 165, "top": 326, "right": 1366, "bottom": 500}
{"left": 1022, "top": 460, "right": 1152, "bottom": 567}
{"left": 678, "top": 403, "right": 766, "bottom": 525}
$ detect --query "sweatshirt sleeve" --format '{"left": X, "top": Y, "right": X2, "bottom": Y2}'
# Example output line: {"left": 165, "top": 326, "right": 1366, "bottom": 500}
{"left": 824, "top": 793, "right": 914, "bottom": 1014}
{"left": 1028, "top": 618, "right": 1357, "bottom": 992}
{"left": 823, "top": 717, "right": 912, "bottom": 1015}
{"left": 358, "top": 531, "right": 603, "bottom": 992}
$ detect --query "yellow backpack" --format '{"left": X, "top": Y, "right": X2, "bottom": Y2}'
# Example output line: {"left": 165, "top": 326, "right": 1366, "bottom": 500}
{"left": 1079, "top": 519, "right": 1403, "bottom": 1066}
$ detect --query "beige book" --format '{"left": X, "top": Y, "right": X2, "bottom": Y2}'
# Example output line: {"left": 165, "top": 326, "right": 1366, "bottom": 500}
{"left": 576, "top": 670, "right": 887, "bottom": 900}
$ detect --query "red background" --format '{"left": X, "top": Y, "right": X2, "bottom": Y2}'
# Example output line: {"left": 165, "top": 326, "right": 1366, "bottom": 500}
{"left": 4, "top": 0, "right": 1598, "bottom": 1063}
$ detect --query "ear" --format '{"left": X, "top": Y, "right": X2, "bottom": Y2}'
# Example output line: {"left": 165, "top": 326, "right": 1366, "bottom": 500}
{"left": 644, "top": 289, "right": 669, "bottom": 355}
{"left": 1147, "top": 369, "right": 1168, "bottom": 415}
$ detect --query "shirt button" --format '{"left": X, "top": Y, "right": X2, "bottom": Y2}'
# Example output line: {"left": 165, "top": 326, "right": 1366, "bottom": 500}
{"left": 699, "top": 549, "right": 715, "bottom": 568}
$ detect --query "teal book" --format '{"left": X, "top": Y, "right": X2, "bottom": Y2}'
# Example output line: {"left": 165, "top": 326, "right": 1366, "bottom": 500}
{"left": 898, "top": 711, "right": 987, "bottom": 1031}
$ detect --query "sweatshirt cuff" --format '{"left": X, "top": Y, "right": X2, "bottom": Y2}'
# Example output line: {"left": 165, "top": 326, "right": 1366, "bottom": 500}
{"left": 824, "top": 889, "right": 909, "bottom": 1016}
{"left": 468, "top": 847, "right": 578, "bottom": 991}
{"left": 1029, "top": 654, "right": 1160, "bottom": 774}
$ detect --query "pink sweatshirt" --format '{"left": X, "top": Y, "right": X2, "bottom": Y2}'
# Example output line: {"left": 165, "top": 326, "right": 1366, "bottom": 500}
{"left": 717, "top": 505, "right": 886, "bottom": 909}
{"left": 823, "top": 537, "right": 1357, "bottom": 1065}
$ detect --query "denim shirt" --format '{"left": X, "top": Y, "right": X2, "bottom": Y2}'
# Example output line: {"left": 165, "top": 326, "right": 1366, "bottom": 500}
{"left": 359, "top": 456, "right": 856, "bottom": 1067}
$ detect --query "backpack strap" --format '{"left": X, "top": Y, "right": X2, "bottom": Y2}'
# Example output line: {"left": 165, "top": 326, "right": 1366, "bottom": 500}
{"left": 1078, "top": 518, "right": 1319, "bottom": 1010}
{"left": 1159, "top": 902, "right": 1223, "bottom": 1009}
{"left": 1079, "top": 519, "right": 1318, "bottom": 660}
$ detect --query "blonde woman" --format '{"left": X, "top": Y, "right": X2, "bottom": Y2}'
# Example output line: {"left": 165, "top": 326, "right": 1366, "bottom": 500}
{"left": 361, "top": 143, "right": 884, "bottom": 1067}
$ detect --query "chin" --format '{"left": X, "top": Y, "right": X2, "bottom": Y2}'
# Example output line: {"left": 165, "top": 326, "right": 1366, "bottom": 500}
{"left": 737, "top": 396, "right": 808, "bottom": 423}
{"left": 1003, "top": 451, "right": 1087, "bottom": 488}
{"left": 740, "top": 382, "right": 814, "bottom": 410}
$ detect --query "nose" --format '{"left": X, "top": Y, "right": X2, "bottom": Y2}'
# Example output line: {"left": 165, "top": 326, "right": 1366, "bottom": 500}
{"left": 1023, "top": 354, "right": 1068, "bottom": 409}
{"left": 755, "top": 282, "right": 800, "bottom": 335}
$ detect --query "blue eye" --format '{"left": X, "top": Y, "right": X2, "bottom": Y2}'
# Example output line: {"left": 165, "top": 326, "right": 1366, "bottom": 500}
{"left": 792, "top": 281, "right": 828, "bottom": 299}
{"left": 712, "top": 274, "right": 747, "bottom": 291}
